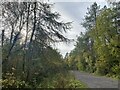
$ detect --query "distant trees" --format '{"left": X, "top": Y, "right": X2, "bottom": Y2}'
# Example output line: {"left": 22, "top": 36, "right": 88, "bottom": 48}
{"left": 66, "top": 2, "right": 120, "bottom": 78}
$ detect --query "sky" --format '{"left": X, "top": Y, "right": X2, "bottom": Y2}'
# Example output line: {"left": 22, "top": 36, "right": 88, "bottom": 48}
{"left": 49, "top": 0, "right": 108, "bottom": 57}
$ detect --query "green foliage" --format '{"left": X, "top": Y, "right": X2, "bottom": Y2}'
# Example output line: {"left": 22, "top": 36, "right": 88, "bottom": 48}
{"left": 81, "top": 2, "right": 100, "bottom": 30}
{"left": 2, "top": 72, "right": 29, "bottom": 88}
{"left": 2, "top": 1, "right": 120, "bottom": 88}
{"left": 67, "top": 79, "right": 86, "bottom": 88}
{"left": 2, "top": 1, "right": 72, "bottom": 88}
{"left": 39, "top": 73, "right": 86, "bottom": 88}
{"left": 66, "top": 2, "right": 120, "bottom": 79}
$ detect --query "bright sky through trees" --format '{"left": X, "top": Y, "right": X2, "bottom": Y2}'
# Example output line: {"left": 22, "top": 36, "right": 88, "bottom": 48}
{"left": 51, "top": 1, "right": 107, "bottom": 56}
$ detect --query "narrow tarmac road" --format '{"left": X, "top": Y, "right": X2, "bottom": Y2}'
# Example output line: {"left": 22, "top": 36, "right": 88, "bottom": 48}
{"left": 71, "top": 71, "right": 119, "bottom": 88}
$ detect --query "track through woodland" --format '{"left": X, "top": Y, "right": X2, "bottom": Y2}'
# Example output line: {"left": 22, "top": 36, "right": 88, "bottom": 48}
{"left": 71, "top": 71, "right": 119, "bottom": 88}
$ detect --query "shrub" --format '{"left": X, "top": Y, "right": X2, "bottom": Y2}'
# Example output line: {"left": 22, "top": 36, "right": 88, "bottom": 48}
{"left": 2, "top": 72, "right": 29, "bottom": 88}
{"left": 39, "top": 72, "right": 86, "bottom": 88}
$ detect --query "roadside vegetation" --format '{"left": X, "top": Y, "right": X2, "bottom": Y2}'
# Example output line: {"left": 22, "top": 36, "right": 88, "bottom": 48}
{"left": 65, "top": 2, "right": 120, "bottom": 79}
{"left": 1, "top": 1, "right": 86, "bottom": 88}
{"left": 1, "top": 1, "right": 119, "bottom": 89}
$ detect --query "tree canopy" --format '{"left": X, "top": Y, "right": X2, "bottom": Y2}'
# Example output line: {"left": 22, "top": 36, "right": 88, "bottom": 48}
{"left": 66, "top": 2, "right": 120, "bottom": 78}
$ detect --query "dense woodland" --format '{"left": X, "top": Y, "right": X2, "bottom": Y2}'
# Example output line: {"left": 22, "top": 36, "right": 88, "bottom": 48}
{"left": 1, "top": 1, "right": 86, "bottom": 88}
{"left": 65, "top": 2, "right": 120, "bottom": 79}
{"left": 0, "top": 1, "right": 120, "bottom": 88}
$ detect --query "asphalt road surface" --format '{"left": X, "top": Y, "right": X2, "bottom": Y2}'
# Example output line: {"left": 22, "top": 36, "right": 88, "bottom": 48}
{"left": 71, "top": 71, "right": 119, "bottom": 88}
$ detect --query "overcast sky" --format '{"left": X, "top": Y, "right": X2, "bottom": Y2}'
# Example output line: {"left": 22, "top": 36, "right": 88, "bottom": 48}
{"left": 49, "top": 0, "right": 108, "bottom": 57}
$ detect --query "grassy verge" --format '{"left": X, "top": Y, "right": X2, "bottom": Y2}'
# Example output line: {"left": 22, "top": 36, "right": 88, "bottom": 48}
{"left": 39, "top": 71, "right": 87, "bottom": 88}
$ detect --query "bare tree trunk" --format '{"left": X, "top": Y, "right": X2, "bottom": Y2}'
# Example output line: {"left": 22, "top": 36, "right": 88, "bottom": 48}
{"left": 26, "top": 2, "right": 37, "bottom": 81}
{"left": 3, "top": 14, "right": 24, "bottom": 64}
{"left": 23, "top": 3, "right": 30, "bottom": 74}
{"left": 2, "top": 30, "right": 5, "bottom": 47}
{"left": 29, "top": 2, "right": 37, "bottom": 44}
{"left": 10, "top": 24, "right": 14, "bottom": 44}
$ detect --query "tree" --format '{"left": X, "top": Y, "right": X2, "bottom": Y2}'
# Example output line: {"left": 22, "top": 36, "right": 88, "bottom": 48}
{"left": 2, "top": 1, "right": 71, "bottom": 82}
{"left": 93, "top": 4, "right": 120, "bottom": 76}
{"left": 67, "top": 2, "right": 120, "bottom": 78}
{"left": 81, "top": 2, "right": 100, "bottom": 31}
{"left": 80, "top": 2, "right": 100, "bottom": 72}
